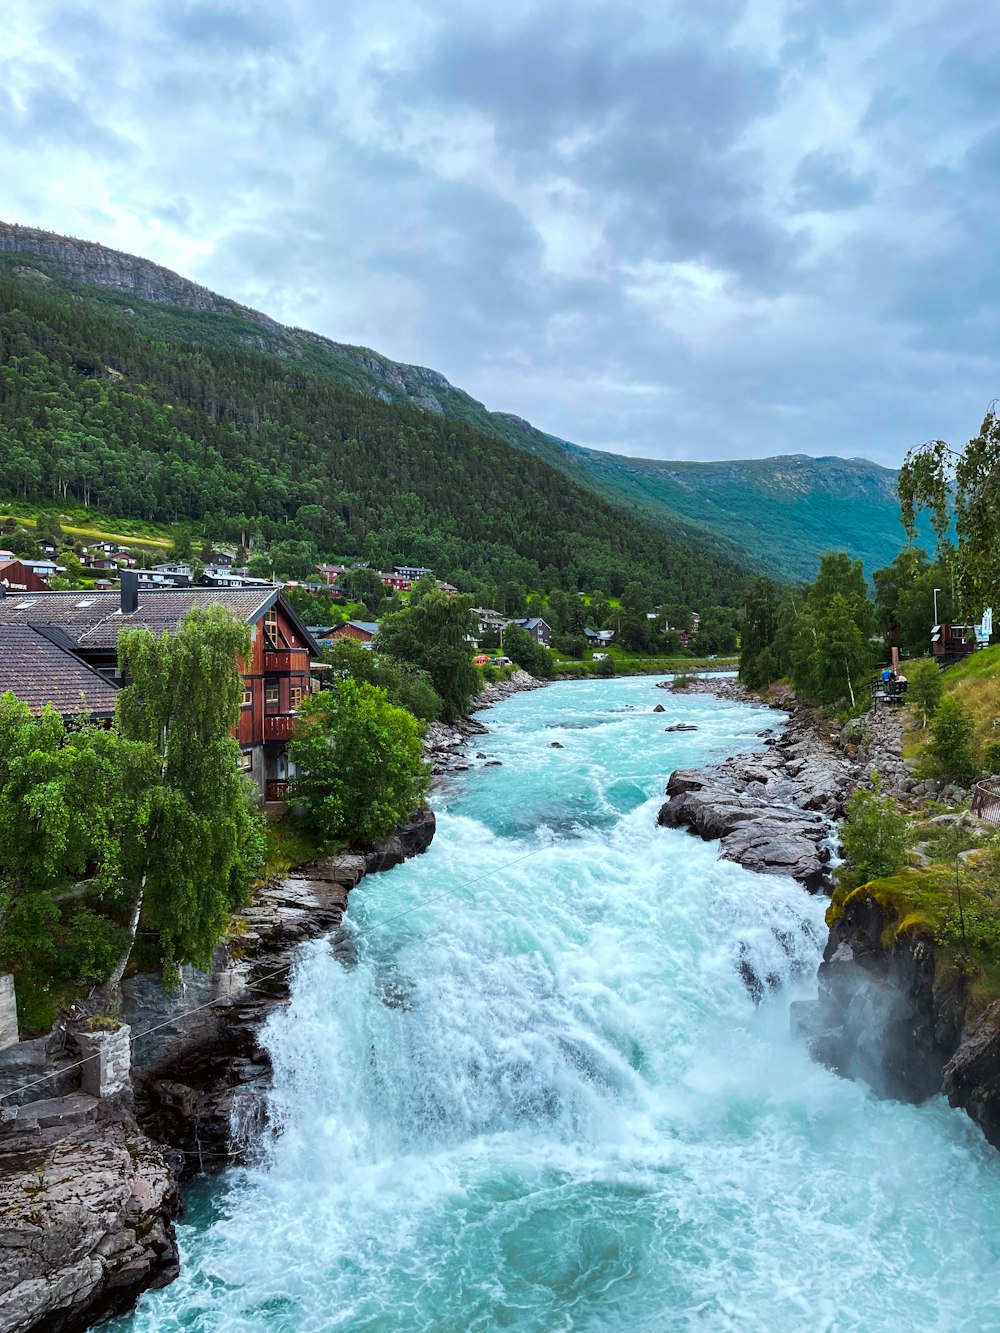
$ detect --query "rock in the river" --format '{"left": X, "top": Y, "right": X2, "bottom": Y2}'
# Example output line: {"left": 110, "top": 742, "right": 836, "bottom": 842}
{"left": 653, "top": 704, "right": 665, "bottom": 713}
{"left": 719, "top": 820, "right": 829, "bottom": 891}
{"left": 664, "top": 723, "right": 698, "bottom": 732}
{"left": 0, "top": 1092, "right": 180, "bottom": 1333}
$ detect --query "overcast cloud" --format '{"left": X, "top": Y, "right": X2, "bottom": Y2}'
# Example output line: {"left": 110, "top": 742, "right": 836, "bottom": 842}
{"left": 3, "top": 0, "right": 999, "bottom": 466}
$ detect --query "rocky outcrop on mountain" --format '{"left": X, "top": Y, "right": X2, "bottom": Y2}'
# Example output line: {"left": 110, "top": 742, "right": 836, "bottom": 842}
{"left": 0, "top": 1091, "right": 180, "bottom": 1333}
{"left": 0, "top": 222, "right": 280, "bottom": 330}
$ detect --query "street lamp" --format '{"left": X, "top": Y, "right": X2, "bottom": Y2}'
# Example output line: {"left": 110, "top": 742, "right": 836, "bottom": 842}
{"left": 933, "top": 587, "right": 941, "bottom": 625}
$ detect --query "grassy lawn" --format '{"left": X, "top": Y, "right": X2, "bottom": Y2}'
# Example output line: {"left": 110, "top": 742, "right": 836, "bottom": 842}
{"left": 1, "top": 502, "right": 175, "bottom": 551}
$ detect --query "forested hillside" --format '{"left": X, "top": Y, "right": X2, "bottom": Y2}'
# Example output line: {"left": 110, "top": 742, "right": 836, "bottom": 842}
{"left": 0, "top": 225, "right": 914, "bottom": 582}
{"left": 0, "top": 266, "right": 747, "bottom": 604}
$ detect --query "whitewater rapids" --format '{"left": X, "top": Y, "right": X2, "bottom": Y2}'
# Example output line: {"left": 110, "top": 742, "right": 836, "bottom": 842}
{"left": 116, "top": 677, "right": 1000, "bottom": 1333}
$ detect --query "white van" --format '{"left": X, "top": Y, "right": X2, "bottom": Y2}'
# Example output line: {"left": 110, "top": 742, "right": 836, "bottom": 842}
{"left": 593, "top": 652, "right": 608, "bottom": 662}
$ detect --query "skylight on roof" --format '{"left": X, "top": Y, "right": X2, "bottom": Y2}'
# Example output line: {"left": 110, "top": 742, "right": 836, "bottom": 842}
{"left": 75, "top": 599, "right": 95, "bottom": 608}
{"left": 15, "top": 599, "right": 36, "bottom": 609}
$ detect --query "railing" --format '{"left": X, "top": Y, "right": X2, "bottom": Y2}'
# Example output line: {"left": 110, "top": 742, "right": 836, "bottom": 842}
{"left": 263, "top": 713, "right": 295, "bottom": 741}
{"left": 265, "top": 779, "right": 293, "bottom": 802}
{"left": 264, "top": 649, "right": 309, "bottom": 673}
{"left": 972, "top": 778, "right": 1000, "bottom": 827}
{"left": 870, "top": 675, "right": 909, "bottom": 706}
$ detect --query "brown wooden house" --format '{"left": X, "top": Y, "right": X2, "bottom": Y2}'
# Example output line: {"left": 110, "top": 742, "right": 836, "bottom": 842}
{"left": 0, "top": 575, "right": 321, "bottom": 803}
{"left": 0, "top": 559, "right": 50, "bottom": 594}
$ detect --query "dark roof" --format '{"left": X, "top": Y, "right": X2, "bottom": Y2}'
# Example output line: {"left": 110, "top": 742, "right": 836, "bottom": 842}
{"left": 0, "top": 587, "right": 323, "bottom": 660}
{"left": 0, "top": 624, "right": 119, "bottom": 718}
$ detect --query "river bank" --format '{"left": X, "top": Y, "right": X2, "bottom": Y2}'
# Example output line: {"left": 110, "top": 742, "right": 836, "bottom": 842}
{"left": 658, "top": 676, "right": 1000, "bottom": 1155}
{"left": 111, "top": 673, "right": 1000, "bottom": 1333}
{"left": 0, "top": 671, "right": 546, "bottom": 1332}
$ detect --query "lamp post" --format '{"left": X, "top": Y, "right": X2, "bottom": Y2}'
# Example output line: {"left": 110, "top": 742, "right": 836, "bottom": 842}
{"left": 933, "top": 587, "right": 941, "bottom": 626}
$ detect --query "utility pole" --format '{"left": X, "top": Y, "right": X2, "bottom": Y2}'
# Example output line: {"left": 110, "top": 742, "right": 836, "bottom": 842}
{"left": 933, "top": 587, "right": 941, "bottom": 625}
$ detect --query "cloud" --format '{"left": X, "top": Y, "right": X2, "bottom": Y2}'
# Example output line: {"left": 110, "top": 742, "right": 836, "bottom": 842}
{"left": 0, "top": 0, "right": 998, "bottom": 467}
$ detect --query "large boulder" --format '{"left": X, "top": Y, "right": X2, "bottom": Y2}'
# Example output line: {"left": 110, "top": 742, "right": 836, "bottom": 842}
{"left": 719, "top": 819, "right": 830, "bottom": 891}
{"left": 0, "top": 1093, "right": 180, "bottom": 1333}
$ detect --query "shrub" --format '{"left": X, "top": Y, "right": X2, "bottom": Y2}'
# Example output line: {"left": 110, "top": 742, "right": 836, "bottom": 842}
{"left": 926, "top": 696, "right": 980, "bottom": 785}
{"left": 906, "top": 658, "right": 943, "bottom": 727}
{"left": 838, "top": 779, "right": 910, "bottom": 889}
{"left": 670, "top": 674, "right": 694, "bottom": 691}
{"left": 291, "top": 679, "right": 429, "bottom": 847}
{"left": 983, "top": 740, "right": 1000, "bottom": 776}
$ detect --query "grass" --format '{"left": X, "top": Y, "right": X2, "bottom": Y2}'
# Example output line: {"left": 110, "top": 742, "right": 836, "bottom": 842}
{"left": 897, "top": 647, "right": 1000, "bottom": 769}
{"left": 260, "top": 816, "right": 327, "bottom": 881}
{"left": 1, "top": 502, "right": 175, "bottom": 551}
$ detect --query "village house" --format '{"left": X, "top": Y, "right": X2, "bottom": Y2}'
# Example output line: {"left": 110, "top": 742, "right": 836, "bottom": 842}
{"left": 327, "top": 620, "right": 380, "bottom": 647}
{"left": 506, "top": 617, "right": 552, "bottom": 646}
{"left": 0, "top": 574, "right": 322, "bottom": 805}
{"left": 379, "top": 571, "right": 413, "bottom": 592}
{"left": 0, "top": 623, "right": 119, "bottom": 722}
{"left": 395, "top": 564, "right": 433, "bottom": 580}
{"left": 140, "top": 563, "right": 193, "bottom": 588}
{"left": 584, "top": 626, "right": 615, "bottom": 646}
{"left": 0, "top": 558, "right": 50, "bottom": 594}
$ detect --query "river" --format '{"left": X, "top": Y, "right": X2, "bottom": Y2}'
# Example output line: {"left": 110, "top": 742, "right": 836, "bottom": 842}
{"left": 116, "top": 676, "right": 1000, "bottom": 1332}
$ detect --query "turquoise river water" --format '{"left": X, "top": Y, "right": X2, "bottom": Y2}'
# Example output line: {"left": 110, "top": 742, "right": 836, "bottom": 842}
{"left": 117, "top": 676, "right": 1000, "bottom": 1332}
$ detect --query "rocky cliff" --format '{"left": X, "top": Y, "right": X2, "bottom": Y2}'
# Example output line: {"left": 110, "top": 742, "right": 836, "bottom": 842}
{"left": 0, "top": 808, "right": 435, "bottom": 1333}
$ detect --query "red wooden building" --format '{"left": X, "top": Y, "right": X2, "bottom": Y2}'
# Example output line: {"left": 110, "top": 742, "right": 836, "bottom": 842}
{"left": 0, "top": 575, "right": 321, "bottom": 804}
{"left": 0, "top": 558, "right": 50, "bottom": 594}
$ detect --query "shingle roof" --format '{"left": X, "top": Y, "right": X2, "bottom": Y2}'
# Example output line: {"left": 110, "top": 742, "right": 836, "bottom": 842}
{"left": 0, "top": 624, "right": 119, "bottom": 717}
{"left": 0, "top": 587, "right": 281, "bottom": 649}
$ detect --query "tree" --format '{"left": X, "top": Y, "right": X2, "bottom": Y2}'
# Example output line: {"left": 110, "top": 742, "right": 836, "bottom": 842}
{"left": 788, "top": 555, "right": 876, "bottom": 706}
{"left": 503, "top": 623, "right": 554, "bottom": 677}
{"left": 925, "top": 695, "right": 979, "bottom": 785}
{"left": 0, "top": 698, "right": 131, "bottom": 1000}
{"left": 323, "top": 638, "right": 442, "bottom": 721}
{"left": 290, "top": 679, "right": 429, "bottom": 846}
{"left": 341, "top": 567, "right": 385, "bottom": 609}
{"left": 906, "top": 658, "right": 943, "bottom": 728}
{"left": 739, "top": 577, "right": 780, "bottom": 687}
{"left": 376, "top": 593, "right": 480, "bottom": 721}
{"left": 838, "top": 779, "right": 909, "bottom": 889}
{"left": 899, "top": 407, "right": 1000, "bottom": 621}
{"left": 621, "top": 581, "right": 650, "bottom": 616}
{"left": 108, "top": 606, "right": 266, "bottom": 987}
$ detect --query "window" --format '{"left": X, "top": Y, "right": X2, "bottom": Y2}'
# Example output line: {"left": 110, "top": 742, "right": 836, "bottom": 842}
{"left": 241, "top": 685, "right": 252, "bottom": 708}
{"left": 265, "top": 684, "right": 280, "bottom": 707}
{"left": 290, "top": 684, "right": 303, "bottom": 710}
{"left": 263, "top": 608, "right": 279, "bottom": 647}
{"left": 237, "top": 750, "right": 253, "bottom": 771}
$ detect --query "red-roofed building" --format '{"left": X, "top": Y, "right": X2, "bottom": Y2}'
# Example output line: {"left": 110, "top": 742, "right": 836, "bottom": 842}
{"left": 0, "top": 559, "right": 49, "bottom": 594}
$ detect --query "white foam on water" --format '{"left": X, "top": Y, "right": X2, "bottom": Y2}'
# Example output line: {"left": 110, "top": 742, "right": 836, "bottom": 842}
{"left": 117, "top": 677, "right": 1000, "bottom": 1333}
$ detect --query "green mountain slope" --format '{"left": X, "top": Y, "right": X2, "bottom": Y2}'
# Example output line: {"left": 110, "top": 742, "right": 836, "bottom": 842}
{"left": 0, "top": 256, "right": 749, "bottom": 608}
{"left": 0, "top": 222, "right": 919, "bottom": 580}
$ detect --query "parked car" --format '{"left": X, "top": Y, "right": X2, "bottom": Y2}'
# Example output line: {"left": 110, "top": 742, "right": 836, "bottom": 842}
{"left": 490, "top": 656, "right": 512, "bottom": 666}
{"left": 593, "top": 652, "right": 608, "bottom": 661}
{"left": 473, "top": 654, "right": 490, "bottom": 665}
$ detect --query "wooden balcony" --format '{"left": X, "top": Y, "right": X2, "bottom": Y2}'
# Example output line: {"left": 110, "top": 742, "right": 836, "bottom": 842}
{"left": 266, "top": 779, "right": 293, "bottom": 802}
{"left": 264, "top": 648, "right": 309, "bottom": 673}
{"left": 264, "top": 713, "right": 295, "bottom": 741}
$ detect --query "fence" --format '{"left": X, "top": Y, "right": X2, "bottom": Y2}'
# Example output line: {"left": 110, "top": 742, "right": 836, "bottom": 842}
{"left": 972, "top": 778, "right": 1000, "bottom": 827}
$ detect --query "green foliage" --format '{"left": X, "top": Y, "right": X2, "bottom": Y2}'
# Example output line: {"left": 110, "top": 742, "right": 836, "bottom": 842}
{"left": 323, "top": 638, "right": 442, "bottom": 721}
{"left": 873, "top": 547, "right": 955, "bottom": 656}
{"left": 376, "top": 593, "right": 480, "bottom": 721}
{"left": 290, "top": 679, "right": 429, "bottom": 847}
{"left": 502, "top": 624, "right": 554, "bottom": 678}
{"left": 838, "top": 780, "right": 910, "bottom": 890}
{"left": 926, "top": 695, "right": 980, "bottom": 785}
{"left": 0, "top": 266, "right": 747, "bottom": 610}
{"left": 739, "top": 577, "right": 780, "bottom": 687}
{"left": 899, "top": 407, "right": 1000, "bottom": 620}
{"left": 789, "top": 555, "right": 876, "bottom": 706}
{"left": 983, "top": 740, "right": 1000, "bottom": 775}
{"left": 114, "top": 606, "right": 266, "bottom": 979}
{"left": 595, "top": 654, "right": 617, "bottom": 677}
{"left": 341, "top": 567, "right": 385, "bottom": 609}
{"left": 906, "top": 657, "right": 944, "bottom": 727}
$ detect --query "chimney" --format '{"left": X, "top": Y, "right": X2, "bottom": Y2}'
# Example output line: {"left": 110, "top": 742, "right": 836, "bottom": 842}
{"left": 120, "top": 569, "right": 139, "bottom": 614}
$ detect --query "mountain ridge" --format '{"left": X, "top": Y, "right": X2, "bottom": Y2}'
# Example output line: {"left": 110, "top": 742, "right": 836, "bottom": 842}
{"left": 0, "top": 221, "right": 919, "bottom": 579}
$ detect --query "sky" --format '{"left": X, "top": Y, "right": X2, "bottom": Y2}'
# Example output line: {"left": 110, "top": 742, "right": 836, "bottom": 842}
{"left": 2, "top": 0, "right": 999, "bottom": 468}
